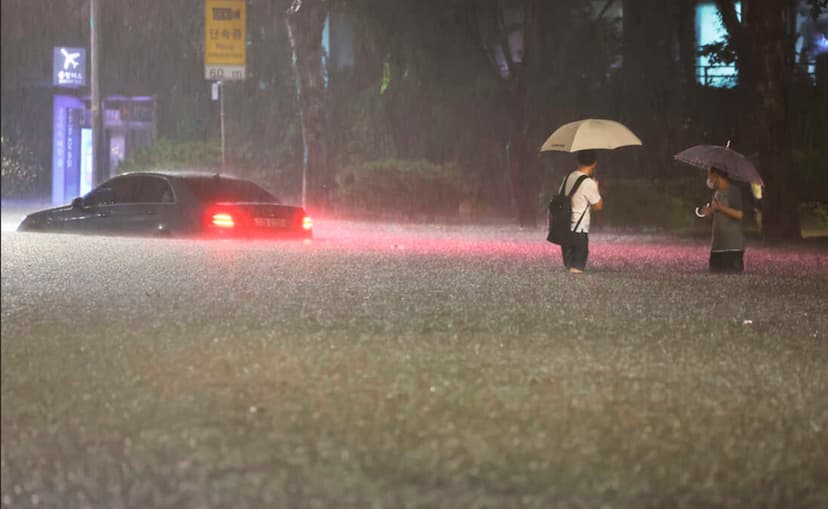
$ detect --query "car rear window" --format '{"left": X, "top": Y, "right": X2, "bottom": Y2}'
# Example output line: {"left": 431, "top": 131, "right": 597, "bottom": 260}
{"left": 182, "top": 177, "right": 279, "bottom": 204}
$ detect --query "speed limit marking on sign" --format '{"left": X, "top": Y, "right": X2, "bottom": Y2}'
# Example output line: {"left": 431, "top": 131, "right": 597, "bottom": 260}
{"left": 205, "top": 66, "right": 245, "bottom": 81}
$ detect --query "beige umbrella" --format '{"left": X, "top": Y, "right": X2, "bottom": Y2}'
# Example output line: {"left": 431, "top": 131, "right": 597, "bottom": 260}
{"left": 540, "top": 118, "right": 642, "bottom": 152}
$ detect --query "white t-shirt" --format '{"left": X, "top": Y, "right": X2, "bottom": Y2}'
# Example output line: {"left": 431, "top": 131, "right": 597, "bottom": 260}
{"left": 561, "top": 170, "right": 602, "bottom": 233}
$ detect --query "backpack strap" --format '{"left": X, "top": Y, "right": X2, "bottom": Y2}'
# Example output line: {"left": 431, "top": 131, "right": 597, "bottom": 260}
{"left": 572, "top": 206, "right": 588, "bottom": 233}
{"left": 563, "top": 174, "right": 591, "bottom": 233}
{"left": 558, "top": 174, "right": 569, "bottom": 195}
{"left": 567, "top": 174, "right": 590, "bottom": 199}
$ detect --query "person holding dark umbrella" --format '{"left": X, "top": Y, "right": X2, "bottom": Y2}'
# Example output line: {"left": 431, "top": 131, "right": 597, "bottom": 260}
{"left": 675, "top": 143, "right": 763, "bottom": 274}
{"left": 699, "top": 167, "right": 746, "bottom": 273}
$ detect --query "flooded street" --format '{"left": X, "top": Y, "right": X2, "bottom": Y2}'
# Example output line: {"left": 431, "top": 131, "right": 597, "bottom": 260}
{"left": 3, "top": 220, "right": 827, "bottom": 508}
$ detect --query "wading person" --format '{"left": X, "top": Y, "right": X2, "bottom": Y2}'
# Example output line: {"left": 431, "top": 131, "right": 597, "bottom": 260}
{"left": 701, "top": 167, "right": 745, "bottom": 273}
{"left": 559, "top": 150, "right": 603, "bottom": 273}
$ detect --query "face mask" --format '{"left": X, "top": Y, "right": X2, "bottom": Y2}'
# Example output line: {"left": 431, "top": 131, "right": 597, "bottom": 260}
{"left": 706, "top": 177, "right": 716, "bottom": 190}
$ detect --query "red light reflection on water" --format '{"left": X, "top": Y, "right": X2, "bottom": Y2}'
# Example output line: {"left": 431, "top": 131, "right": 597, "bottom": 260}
{"left": 311, "top": 222, "right": 828, "bottom": 278}
{"left": 196, "top": 220, "right": 827, "bottom": 279}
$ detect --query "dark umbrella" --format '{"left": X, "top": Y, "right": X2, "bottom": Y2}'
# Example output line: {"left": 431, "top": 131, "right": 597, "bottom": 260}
{"left": 674, "top": 143, "right": 764, "bottom": 186}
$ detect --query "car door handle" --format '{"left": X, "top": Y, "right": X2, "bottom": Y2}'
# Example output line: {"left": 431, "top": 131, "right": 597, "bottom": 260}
{"left": 144, "top": 209, "right": 156, "bottom": 215}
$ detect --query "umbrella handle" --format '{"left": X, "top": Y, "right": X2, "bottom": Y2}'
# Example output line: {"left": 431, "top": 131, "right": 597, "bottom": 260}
{"left": 694, "top": 203, "right": 710, "bottom": 218}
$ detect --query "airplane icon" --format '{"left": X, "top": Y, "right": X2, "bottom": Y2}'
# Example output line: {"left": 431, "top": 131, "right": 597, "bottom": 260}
{"left": 61, "top": 48, "right": 80, "bottom": 70}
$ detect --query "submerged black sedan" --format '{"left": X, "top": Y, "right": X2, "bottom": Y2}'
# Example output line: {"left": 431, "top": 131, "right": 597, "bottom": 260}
{"left": 18, "top": 172, "right": 312, "bottom": 238}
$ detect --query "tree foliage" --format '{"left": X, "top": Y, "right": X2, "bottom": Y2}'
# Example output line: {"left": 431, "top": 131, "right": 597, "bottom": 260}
{"left": 705, "top": 0, "right": 828, "bottom": 240}
{"left": 1, "top": 0, "right": 826, "bottom": 234}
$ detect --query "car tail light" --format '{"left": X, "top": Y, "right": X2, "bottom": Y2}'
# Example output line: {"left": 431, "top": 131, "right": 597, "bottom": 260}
{"left": 302, "top": 216, "right": 313, "bottom": 231}
{"left": 212, "top": 213, "right": 235, "bottom": 228}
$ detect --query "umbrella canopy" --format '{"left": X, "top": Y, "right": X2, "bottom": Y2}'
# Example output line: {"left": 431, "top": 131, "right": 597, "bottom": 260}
{"left": 540, "top": 119, "right": 643, "bottom": 152}
{"left": 674, "top": 144, "right": 764, "bottom": 186}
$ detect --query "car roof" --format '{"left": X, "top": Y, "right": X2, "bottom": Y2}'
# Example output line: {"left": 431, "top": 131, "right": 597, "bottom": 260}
{"left": 116, "top": 171, "right": 247, "bottom": 181}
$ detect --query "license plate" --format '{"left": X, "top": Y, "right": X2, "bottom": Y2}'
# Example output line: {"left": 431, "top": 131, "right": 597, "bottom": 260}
{"left": 254, "top": 217, "right": 288, "bottom": 228}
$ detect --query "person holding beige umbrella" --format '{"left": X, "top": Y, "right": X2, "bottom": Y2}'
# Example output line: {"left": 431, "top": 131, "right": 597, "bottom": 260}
{"left": 542, "top": 119, "right": 642, "bottom": 273}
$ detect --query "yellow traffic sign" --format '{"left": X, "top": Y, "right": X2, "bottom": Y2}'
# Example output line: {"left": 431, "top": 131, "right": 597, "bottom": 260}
{"left": 204, "top": 0, "right": 246, "bottom": 80}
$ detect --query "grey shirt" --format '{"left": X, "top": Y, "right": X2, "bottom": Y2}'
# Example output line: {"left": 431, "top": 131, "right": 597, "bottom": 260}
{"left": 711, "top": 187, "right": 745, "bottom": 252}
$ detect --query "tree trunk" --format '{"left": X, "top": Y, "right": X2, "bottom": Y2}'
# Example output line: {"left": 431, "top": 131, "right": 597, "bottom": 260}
{"left": 744, "top": 0, "right": 800, "bottom": 241}
{"left": 504, "top": 76, "right": 536, "bottom": 227}
{"left": 676, "top": 0, "right": 698, "bottom": 88}
{"left": 285, "top": 0, "right": 332, "bottom": 212}
{"left": 471, "top": 0, "right": 540, "bottom": 227}
{"left": 507, "top": 0, "right": 539, "bottom": 228}
{"left": 622, "top": 0, "right": 683, "bottom": 177}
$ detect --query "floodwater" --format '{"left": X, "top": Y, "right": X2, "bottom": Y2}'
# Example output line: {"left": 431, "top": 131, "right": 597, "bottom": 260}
{"left": 2, "top": 214, "right": 827, "bottom": 508}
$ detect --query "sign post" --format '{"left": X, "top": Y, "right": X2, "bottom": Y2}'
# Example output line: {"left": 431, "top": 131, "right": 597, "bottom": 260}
{"left": 90, "top": 0, "right": 103, "bottom": 186}
{"left": 205, "top": 0, "right": 245, "bottom": 172}
{"left": 220, "top": 81, "right": 226, "bottom": 171}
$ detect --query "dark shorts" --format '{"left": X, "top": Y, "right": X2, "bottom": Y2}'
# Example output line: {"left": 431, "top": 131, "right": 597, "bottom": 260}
{"left": 710, "top": 251, "right": 744, "bottom": 273}
{"left": 561, "top": 233, "right": 589, "bottom": 271}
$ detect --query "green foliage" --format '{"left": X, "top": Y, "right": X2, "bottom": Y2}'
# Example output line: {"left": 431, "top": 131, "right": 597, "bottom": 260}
{"left": 1, "top": 136, "right": 42, "bottom": 199}
{"left": 800, "top": 201, "right": 828, "bottom": 238}
{"left": 594, "top": 178, "right": 703, "bottom": 230}
{"left": 698, "top": 41, "right": 737, "bottom": 67}
{"left": 802, "top": 201, "right": 828, "bottom": 222}
{"left": 790, "top": 85, "right": 828, "bottom": 202}
{"left": 328, "top": 0, "right": 506, "bottom": 175}
{"left": 335, "top": 159, "right": 474, "bottom": 219}
{"left": 792, "top": 148, "right": 828, "bottom": 202}
{"left": 4, "top": 0, "right": 825, "bottom": 221}
{"left": 114, "top": 138, "right": 302, "bottom": 201}
{"left": 116, "top": 139, "right": 222, "bottom": 174}
{"left": 380, "top": 57, "right": 391, "bottom": 94}
{"left": 806, "top": 0, "right": 828, "bottom": 19}
{"left": 330, "top": 87, "right": 396, "bottom": 165}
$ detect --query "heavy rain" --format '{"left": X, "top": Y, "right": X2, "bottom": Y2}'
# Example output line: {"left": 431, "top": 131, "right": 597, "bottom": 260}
{"left": 2, "top": 1, "right": 828, "bottom": 508}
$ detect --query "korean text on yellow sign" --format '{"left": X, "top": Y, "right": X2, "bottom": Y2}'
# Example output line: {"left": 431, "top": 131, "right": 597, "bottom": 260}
{"left": 204, "top": 0, "right": 246, "bottom": 80}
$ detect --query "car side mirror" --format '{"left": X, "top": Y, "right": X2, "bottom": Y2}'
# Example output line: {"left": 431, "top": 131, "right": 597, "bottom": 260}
{"left": 71, "top": 197, "right": 85, "bottom": 209}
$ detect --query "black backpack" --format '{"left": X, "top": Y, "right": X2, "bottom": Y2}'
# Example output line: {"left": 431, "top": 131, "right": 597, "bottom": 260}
{"left": 546, "top": 174, "right": 589, "bottom": 245}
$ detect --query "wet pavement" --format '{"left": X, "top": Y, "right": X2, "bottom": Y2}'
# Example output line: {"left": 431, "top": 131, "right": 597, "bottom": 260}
{"left": 2, "top": 216, "right": 827, "bottom": 508}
